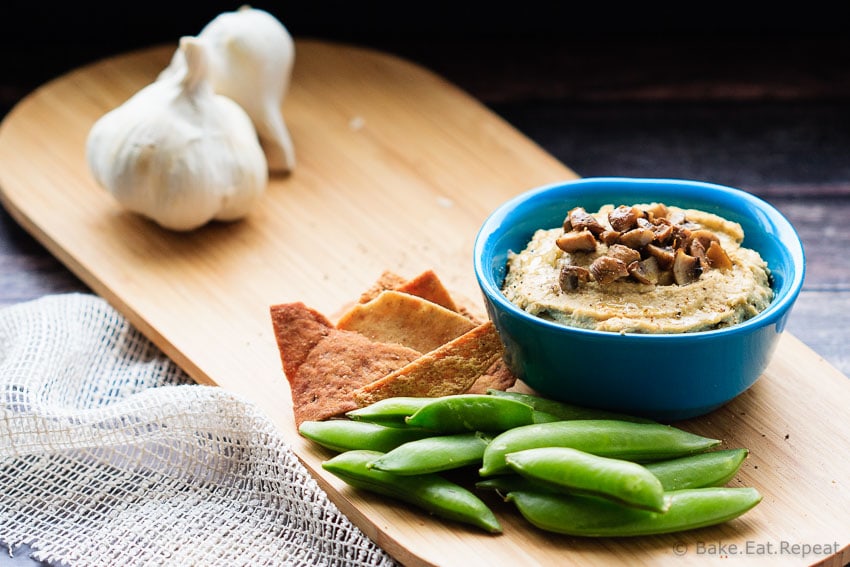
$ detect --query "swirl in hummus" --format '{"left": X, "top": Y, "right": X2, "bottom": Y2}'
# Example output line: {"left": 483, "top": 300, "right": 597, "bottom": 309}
{"left": 501, "top": 203, "right": 774, "bottom": 333}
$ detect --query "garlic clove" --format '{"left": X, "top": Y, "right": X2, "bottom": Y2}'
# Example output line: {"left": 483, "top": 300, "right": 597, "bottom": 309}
{"left": 162, "top": 5, "right": 297, "bottom": 174}
{"left": 87, "top": 36, "right": 268, "bottom": 232}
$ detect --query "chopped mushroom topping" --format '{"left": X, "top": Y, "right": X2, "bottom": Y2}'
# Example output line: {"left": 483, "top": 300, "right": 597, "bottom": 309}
{"left": 618, "top": 227, "right": 655, "bottom": 248}
{"left": 670, "top": 224, "right": 692, "bottom": 249}
{"left": 556, "top": 229, "right": 597, "bottom": 252}
{"left": 635, "top": 217, "right": 654, "bottom": 230}
{"left": 684, "top": 229, "right": 721, "bottom": 256}
{"left": 599, "top": 230, "right": 621, "bottom": 246}
{"left": 668, "top": 210, "right": 687, "bottom": 225}
{"left": 607, "top": 243, "right": 641, "bottom": 265}
{"left": 559, "top": 265, "right": 591, "bottom": 291}
{"left": 650, "top": 219, "right": 674, "bottom": 244}
{"left": 554, "top": 203, "right": 736, "bottom": 291}
{"left": 706, "top": 240, "right": 733, "bottom": 270}
{"left": 629, "top": 256, "right": 661, "bottom": 285}
{"left": 645, "top": 243, "right": 676, "bottom": 270}
{"left": 589, "top": 256, "right": 630, "bottom": 284}
{"left": 690, "top": 238, "right": 712, "bottom": 271}
{"left": 644, "top": 202, "right": 669, "bottom": 220}
{"left": 608, "top": 205, "right": 641, "bottom": 232}
{"left": 672, "top": 248, "right": 703, "bottom": 285}
{"left": 568, "top": 207, "right": 606, "bottom": 235}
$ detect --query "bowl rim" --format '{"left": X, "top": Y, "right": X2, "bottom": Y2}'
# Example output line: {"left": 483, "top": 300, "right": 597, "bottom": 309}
{"left": 473, "top": 176, "right": 806, "bottom": 341}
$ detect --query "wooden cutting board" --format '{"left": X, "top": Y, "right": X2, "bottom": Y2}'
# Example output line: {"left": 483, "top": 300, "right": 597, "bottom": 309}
{"left": 1, "top": 40, "right": 848, "bottom": 567}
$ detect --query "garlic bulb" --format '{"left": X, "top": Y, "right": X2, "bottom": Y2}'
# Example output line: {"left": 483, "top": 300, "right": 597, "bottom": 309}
{"left": 87, "top": 36, "right": 268, "bottom": 232}
{"left": 161, "top": 6, "right": 296, "bottom": 173}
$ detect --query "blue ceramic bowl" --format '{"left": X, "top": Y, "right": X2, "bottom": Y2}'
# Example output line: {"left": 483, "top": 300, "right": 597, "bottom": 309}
{"left": 474, "top": 177, "right": 805, "bottom": 421}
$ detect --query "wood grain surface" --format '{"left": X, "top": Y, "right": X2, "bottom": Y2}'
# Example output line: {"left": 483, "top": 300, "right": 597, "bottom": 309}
{"left": 1, "top": 40, "right": 848, "bottom": 566}
{"left": 2, "top": 35, "right": 848, "bottom": 380}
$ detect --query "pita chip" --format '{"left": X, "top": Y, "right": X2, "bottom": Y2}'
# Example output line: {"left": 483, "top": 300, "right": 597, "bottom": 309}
{"left": 269, "top": 302, "right": 334, "bottom": 380}
{"left": 357, "top": 270, "right": 408, "bottom": 304}
{"left": 394, "top": 269, "right": 459, "bottom": 312}
{"left": 270, "top": 302, "right": 420, "bottom": 426}
{"left": 352, "top": 321, "right": 504, "bottom": 407}
{"left": 336, "top": 290, "right": 475, "bottom": 353}
{"left": 466, "top": 357, "right": 518, "bottom": 394}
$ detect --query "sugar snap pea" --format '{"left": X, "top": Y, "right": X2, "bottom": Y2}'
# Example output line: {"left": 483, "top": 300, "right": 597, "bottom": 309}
{"left": 480, "top": 419, "right": 720, "bottom": 476}
{"left": 298, "top": 419, "right": 433, "bottom": 453}
{"left": 504, "top": 447, "right": 668, "bottom": 512}
{"left": 368, "top": 432, "right": 492, "bottom": 475}
{"left": 476, "top": 475, "right": 553, "bottom": 495}
{"left": 486, "top": 389, "right": 656, "bottom": 423}
{"left": 322, "top": 450, "right": 502, "bottom": 534}
{"left": 404, "top": 394, "right": 537, "bottom": 433}
{"left": 478, "top": 448, "right": 749, "bottom": 494}
{"left": 345, "top": 397, "right": 433, "bottom": 425}
{"left": 505, "top": 487, "right": 762, "bottom": 536}
{"left": 646, "top": 448, "right": 749, "bottom": 490}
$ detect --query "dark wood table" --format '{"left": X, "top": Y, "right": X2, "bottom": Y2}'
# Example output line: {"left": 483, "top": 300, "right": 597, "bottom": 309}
{"left": 1, "top": 12, "right": 849, "bottom": 566}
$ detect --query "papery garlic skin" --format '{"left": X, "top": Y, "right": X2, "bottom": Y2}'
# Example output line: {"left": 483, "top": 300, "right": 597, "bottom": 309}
{"left": 163, "top": 5, "right": 297, "bottom": 173}
{"left": 87, "top": 37, "right": 268, "bottom": 232}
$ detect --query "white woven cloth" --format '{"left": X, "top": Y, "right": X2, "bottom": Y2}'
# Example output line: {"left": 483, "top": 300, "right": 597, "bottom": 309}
{"left": 0, "top": 293, "right": 397, "bottom": 567}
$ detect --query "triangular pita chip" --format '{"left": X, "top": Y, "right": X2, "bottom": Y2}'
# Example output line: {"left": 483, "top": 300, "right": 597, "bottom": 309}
{"left": 269, "top": 302, "right": 334, "bottom": 380}
{"left": 466, "top": 357, "right": 518, "bottom": 394}
{"left": 336, "top": 290, "right": 475, "bottom": 353}
{"left": 394, "top": 269, "right": 458, "bottom": 312}
{"left": 357, "top": 270, "right": 408, "bottom": 304}
{"left": 352, "top": 321, "right": 504, "bottom": 406}
{"left": 270, "top": 302, "right": 420, "bottom": 426}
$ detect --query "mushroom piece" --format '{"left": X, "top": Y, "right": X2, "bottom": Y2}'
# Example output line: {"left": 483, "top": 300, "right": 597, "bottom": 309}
{"left": 645, "top": 243, "right": 676, "bottom": 270}
{"left": 684, "top": 229, "right": 721, "bottom": 256}
{"left": 559, "top": 265, "right": 591, "bottom": 291}
{"left": 599, "top": 229, "right": 621, "bottom": 246}
{"left": 556, "top": 229, "right": 598, "bottom": 253}
{"left": 650, "top": 218, "right": 674, "bottom": 244}
{"left": 643, "top": 202, "right": 669, "bottom": 221}
{"left": 568, "top": 207, "right": 606, "bottom": 235}
{"left": 668, "top": 210, "right": 687, "bottom": 226}
{"left": 589, "top": 256, "right": 630, "bottom": 284}
{"left": 618, "top": 227, "right": 655, "bottom": 249}
{"left": 689, "top": 238, "right": 711, "bottom": 270}
{"left": 672, "top": 248, "right": 703, "bottom": 285}
{"left": 706, "top": 240, "right": 734, "bottom": 270}
{"left": 608, "top": 205, "right": 641, "bottom": 232}
{"left": 636, "top": 217, "right": 654, "bottom": 230}
{"left": 628, "top": 256, "right": 661, "bottom": 285}
{"left": 607, "top": 243, "right": 641, "bottom": 265}
{"left": 670, "top": 224, "right": 692, "bottom": 249}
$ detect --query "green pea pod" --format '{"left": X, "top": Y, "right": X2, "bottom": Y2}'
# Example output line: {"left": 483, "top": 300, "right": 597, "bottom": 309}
{"left": 346, "top": 397, "right": 434, "bottom": 425}
{"left": 486, "top": 389, "right": 656, "bottom": 423}
{"left": 506, "top": 487, "right": 762, "bottom": 536}
{"left": 531, "top": 410, "right": 561, "bottom": 423}
{"left": 476, "top": 475, "right": 554, "bottom": 495}
{"left": 480, "top": 419, "right": 720, "bottom": 476}
{"left": 368, "top": 432, "right": 492, "bottom": 475}
{"left": 405, "top": 394, "right": 537, "bottom": 433}
{"left": 347, "top": 395, "right": 556, "bottom": 427}
{"left": 477, "top": 448, "right": 748, "bottom": 494}
{"left": 299, "top": 419, "right": 433, "bottom": 453}
{"left": 505, "top": 447, "right": 668, "bottom": 512}
{"left": 646, "top": 448, "right": 749, "bottom": 490}
{"left": 323, "top": 450, "right": 502, "bottom": 534}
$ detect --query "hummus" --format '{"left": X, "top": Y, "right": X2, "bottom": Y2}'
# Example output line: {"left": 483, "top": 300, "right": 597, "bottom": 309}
{"left": 502, "top": 203, "right": 774, "bottom": 333}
